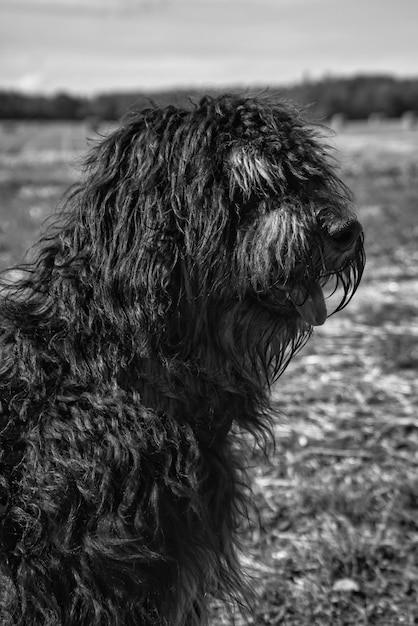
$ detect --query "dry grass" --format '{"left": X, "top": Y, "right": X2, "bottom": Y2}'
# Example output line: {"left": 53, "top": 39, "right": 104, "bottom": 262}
{"left": 0, "top": 120, "right": 417, "bottom": 625}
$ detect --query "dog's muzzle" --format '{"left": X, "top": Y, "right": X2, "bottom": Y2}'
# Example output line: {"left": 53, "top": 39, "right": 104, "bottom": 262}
{"left": 325, "top": 218, "right": 363, "bottom": 252}
{"left": 288, "top": 218, "right": 363, "bottom": 327}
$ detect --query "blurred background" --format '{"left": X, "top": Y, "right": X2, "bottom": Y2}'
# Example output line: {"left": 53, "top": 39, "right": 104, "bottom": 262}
{"left": 1, "top": 0, "right": 418, "bottom": 118}
{"left": 1, "top": 1, "right": 418, "bottom": 624}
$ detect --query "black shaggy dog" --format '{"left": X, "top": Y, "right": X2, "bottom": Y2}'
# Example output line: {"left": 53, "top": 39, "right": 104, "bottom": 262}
{"left": 0, "top": 95, "right": 364, "bottom": 625}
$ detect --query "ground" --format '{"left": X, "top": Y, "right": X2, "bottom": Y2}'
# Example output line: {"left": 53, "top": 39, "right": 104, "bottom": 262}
{"left": 0, "top": 118, "right": 417, "bottom": 625}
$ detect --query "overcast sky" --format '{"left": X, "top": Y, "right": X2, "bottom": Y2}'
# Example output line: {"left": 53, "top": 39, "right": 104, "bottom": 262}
{"left": 1, "top": 0, "right": 417, "bottom": 94}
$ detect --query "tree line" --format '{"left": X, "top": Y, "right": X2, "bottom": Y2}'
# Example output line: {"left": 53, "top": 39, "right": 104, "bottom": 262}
{"left": 0, "top": 75, "right": 417, "bottom": 121}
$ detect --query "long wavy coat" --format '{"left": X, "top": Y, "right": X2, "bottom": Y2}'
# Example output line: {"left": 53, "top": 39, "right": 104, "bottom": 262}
{"left": 0, "top": 95, "right": 364, "bottom": 625}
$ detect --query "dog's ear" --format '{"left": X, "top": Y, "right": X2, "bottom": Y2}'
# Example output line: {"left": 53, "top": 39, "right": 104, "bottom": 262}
{"left": 67, "top": 121, "right": 185, "bottom": 351}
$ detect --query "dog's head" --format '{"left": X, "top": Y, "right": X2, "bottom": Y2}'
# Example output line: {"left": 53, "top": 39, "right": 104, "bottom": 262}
{"left": 74, "top": 94, "right": 364, "bottom": 380}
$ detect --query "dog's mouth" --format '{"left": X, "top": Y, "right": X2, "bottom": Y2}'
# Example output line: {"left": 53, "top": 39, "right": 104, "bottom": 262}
{"left": 263, "top": 259, "right": 364, "bottom": 327}
{"left": 256, "top": 280, "right": 328, "bottom": 326}
{"left": 253, "top": 233, "right": 365, "bottom": 328}
{"left": 288, "top": 281, "right": 327, "bottom": 326}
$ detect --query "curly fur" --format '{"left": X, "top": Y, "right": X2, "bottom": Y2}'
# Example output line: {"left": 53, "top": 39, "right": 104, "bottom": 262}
{"left": 0, "top": 94, "right": 365, "bottom": 625}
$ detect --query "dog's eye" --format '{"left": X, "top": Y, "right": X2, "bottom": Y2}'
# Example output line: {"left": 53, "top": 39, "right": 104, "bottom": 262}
{"left": 235, "top": 193, "right": 266, "bottom": 222}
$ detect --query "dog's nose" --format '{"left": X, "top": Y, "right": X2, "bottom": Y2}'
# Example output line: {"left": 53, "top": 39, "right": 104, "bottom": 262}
{"left": 327, "top": 219, "right": 363, "bottom": 251}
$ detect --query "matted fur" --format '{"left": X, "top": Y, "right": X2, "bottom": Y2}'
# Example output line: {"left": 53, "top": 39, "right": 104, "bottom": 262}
{"left": 0, "top": 94, "right": 365, "bottom": 625}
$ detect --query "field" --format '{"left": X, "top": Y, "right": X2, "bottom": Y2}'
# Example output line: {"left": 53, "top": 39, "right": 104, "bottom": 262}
{"left": 0, "top": 119, "right": 417, "bottom": 625}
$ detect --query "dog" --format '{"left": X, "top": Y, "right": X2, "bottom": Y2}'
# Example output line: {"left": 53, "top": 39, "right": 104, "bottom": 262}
{"left": 0, "top": 94, "right": 364, "bottom": 625}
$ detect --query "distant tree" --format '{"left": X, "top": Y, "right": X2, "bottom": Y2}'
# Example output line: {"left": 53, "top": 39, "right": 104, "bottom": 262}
{"left": 0, "top": 76, "right": 417, "bottom": 121}
{"left": 0, "top": 92, "right": 30, "bottom": 119}
{"left": 51, "top": 93, "right": 84, "bottom": 119}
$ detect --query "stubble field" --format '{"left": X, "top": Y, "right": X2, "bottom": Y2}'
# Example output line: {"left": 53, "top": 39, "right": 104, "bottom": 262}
{"left": 0, "top": 118, "right": 417, "bottom": 625}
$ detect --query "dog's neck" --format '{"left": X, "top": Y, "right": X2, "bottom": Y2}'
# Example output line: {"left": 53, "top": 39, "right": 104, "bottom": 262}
{"left": 117, "top": 352, "right": 269, "bottom": 443}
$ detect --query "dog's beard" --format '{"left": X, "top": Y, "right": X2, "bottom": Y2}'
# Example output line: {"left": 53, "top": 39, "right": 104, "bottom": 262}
{"left": 220, "top": 296, "right": 312, "bottom": 387}
{"left": 273, "top": 232, "right": 365, "bottom": 327}
{"left": 287, "top": 262, "right": 363, "bottom": 326}
{"left": 243, "top": 235, "right": 365, "bottom": 382}
{"left": 316, "top": 235, "right": 366, "bottom": 317}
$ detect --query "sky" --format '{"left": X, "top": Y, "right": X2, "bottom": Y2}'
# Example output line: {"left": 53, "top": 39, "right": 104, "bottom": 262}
{"left": 1, "top": 0, "right": 417, "bottom": 95}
